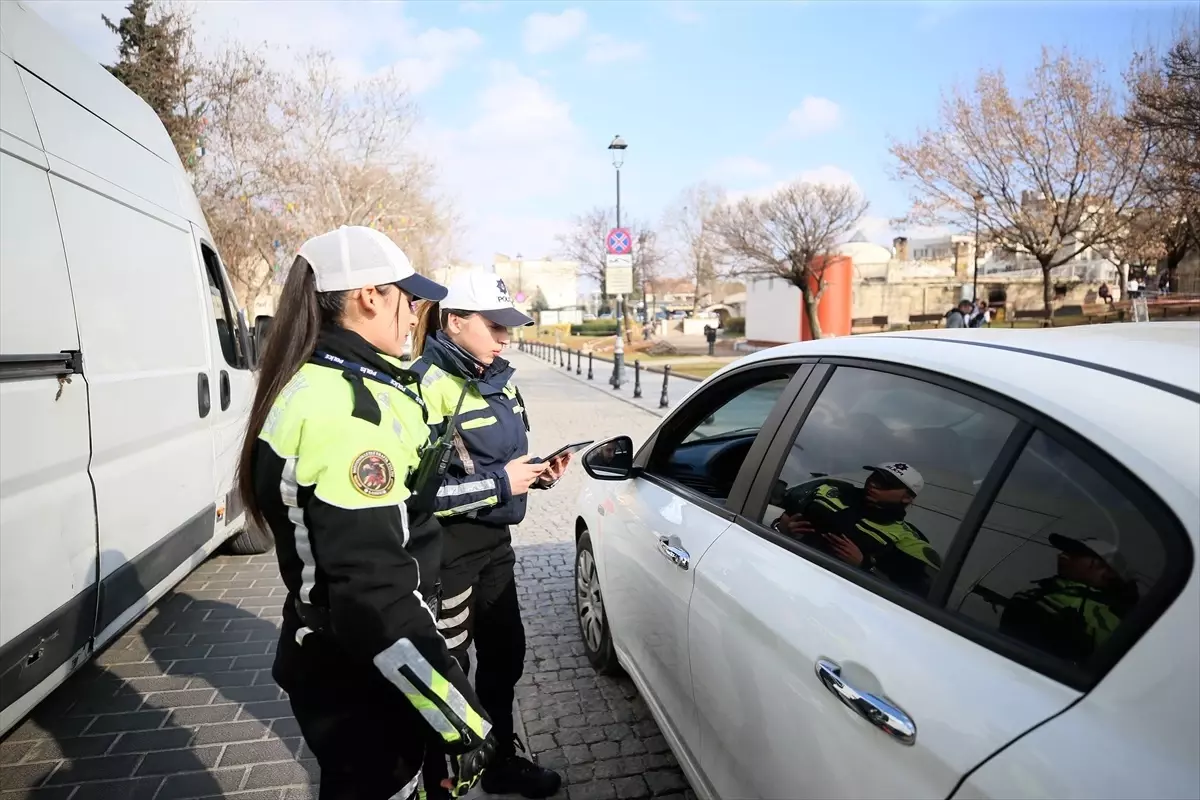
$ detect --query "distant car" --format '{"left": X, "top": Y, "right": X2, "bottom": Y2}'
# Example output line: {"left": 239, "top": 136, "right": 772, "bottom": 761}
{"left": 573, "top": 323, "right": 1200, "bottom": 800}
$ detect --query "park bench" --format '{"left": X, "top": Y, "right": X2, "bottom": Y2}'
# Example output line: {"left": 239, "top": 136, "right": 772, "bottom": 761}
{"left": 907, "top": 313, "right": 944, "bottom": 329}
{"left": 851, "top": 315, "right": 889, "bottom": 332}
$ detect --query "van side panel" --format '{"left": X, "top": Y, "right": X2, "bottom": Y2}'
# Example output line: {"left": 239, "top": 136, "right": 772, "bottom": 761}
{"left": 0, "top": 54, "right": 43, "bottom": 154}
{"left": 0, "top": 150, "right": 97, "bottom": 716}
{"left": 18, "top": 68, "right": 188, "bottom": 221}
{"left": 48, "top": 168, "right": 219, "bottom": 632}
{"left": 0, "top": 1, "right": 183, "bottom": 169}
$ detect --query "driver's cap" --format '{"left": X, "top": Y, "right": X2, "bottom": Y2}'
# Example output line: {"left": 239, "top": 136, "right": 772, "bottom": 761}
{"left": 299, "top": 225, "right": 446, "bottom": 300}
{"left": 864, "top": 462, "right": 925, "bottom": 496}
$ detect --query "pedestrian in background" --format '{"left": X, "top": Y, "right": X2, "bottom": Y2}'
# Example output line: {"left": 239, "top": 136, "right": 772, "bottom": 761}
{"left": 945, "top": 298, "right": 974, "bottom": 328}
{"left": 237, "top": 227, "right": 495, "bottom": 800}
{"left": 411, "top": 269, "right": 570, "bottom": 799}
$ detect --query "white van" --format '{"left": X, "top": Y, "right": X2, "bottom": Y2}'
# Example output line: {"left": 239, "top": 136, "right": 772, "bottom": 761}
{"left": 0, "top": 1, "right": 269, "bottom": 736}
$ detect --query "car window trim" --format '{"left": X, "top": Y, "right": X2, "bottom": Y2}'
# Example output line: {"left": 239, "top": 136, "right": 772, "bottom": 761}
{"left": 926, "top": 421, "right": 1034, "bottom": 606}
{"left": 635, "top": 359, "right": 816, "bottom": 517}
{"left": 735, "top": 355, "right": 1194, "bottom": 693}
{"left": 632, "top": 357, "right": 814, "bottom": 469}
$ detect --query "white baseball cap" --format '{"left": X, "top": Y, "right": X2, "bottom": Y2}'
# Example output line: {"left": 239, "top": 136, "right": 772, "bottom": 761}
{"left": 864, "top": 462, "right": 925, "bottom": 496}
{"left": 298, "top": 225, "right": 447, "bottom": 300}
{"left": 1049, "top": 534, "right": 1133, "bottom": 581}
{"left": 442, "top": 270, "right": 534, "bottom": 328}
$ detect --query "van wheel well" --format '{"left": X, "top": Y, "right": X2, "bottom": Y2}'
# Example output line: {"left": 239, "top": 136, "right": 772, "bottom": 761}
{"left": 575, "top": 517, "right": 588, "bottom": 542}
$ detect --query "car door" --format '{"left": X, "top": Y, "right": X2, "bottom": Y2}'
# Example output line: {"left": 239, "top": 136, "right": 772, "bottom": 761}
{"left": 0, "top": 69, "right": 98, "bottom": 732}
{"left": 688, "top": 361, "right": 1093, "bottom": 799}
{"left": 194, "top": 232, "right": 254, "bottom": 534}
{"left": 602, "top": 361, "right": 809, "bottom": 761}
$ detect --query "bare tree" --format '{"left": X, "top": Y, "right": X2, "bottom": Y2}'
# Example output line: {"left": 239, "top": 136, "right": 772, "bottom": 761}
{"left": 556, "top": 208, "right": 660, "bottom": 300}
{"left": 891, "top": 48, "right": 1152, "bottom": 318}
{"left": 1127, "top": 23, "right": 1200, "bottom": 288}
{"left": 712, "top": 181, "right": 868, "bottom": 339}
{"left": 191, "top": 46, "right": 454, "bottom": 312}
{"left": 663, "top": 183, "right": 726, "bottom": 311}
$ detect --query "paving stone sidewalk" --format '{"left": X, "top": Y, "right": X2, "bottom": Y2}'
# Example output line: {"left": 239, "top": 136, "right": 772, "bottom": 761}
{"left": 0, "top": 351, "right": 694, "bottom": 800}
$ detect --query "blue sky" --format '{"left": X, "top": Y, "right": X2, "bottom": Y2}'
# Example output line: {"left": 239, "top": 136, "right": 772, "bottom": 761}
{"left": 31, "top": 0, "right": 1194, "bottom": 270}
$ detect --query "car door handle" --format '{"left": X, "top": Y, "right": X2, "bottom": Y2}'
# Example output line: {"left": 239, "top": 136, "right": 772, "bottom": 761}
{"left": 220, "top": 370, "right": 231, "bottom": 411}
{"left": 197, "top": 372, "right": 211, "bottom": 418}
{"left": 657, "top": 536, "right": 690, "bottom": 570}
{"left": 814, "top": 659, "right": 916, "bottom": 745}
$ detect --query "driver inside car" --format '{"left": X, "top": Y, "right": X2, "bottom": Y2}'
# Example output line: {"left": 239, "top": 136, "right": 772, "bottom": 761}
{"left": 770, "top": 462, "right": 943, "bottom": 596}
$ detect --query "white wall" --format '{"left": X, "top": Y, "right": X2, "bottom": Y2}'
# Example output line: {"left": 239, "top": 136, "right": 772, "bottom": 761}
{"left": 746, "top": 277, "right": 801, "bottom": 344}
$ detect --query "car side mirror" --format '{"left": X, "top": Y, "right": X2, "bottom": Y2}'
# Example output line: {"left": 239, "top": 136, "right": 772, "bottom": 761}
{"left": 582, "top": 436, "right": 637, "bottom": 481}
{"left": 252, "top": 315, "right": 273, "bottom": 365}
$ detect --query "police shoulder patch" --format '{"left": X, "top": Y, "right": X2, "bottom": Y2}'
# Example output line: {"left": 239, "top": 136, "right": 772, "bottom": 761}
{"left": 350, "top": 450, "right": 395, "bottom": 497}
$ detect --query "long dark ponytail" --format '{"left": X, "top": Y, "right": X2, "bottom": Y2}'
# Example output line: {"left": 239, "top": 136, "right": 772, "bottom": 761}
{"left": 410, "top": 300, "right": 441, "bottom": 360}
{"left": 410, "top": 300, "right": 474, "bottom": 361}
{"left": 237, "top": 256, "right": 345, "bottom": 528}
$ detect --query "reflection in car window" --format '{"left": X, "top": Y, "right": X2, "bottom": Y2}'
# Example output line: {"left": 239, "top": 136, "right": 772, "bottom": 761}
{"left": 651, "top": 371, "right": 795, "bottom": 503}
{"left": 948, "top": 430, "right": 1166, "bottom": 668}
{"left": 761, "top": 367, "right": 1016, "bottom": 598}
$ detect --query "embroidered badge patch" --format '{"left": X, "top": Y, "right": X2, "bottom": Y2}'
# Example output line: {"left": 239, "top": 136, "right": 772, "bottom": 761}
{"left": 350, "top": 450, "right": 395, "bottom": 497}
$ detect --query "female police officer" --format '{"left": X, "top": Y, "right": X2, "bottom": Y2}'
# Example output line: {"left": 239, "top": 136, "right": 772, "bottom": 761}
{"left": 410, "top": 269, "right": 569, "bottom": 799}
{"left": 237, "top": 227, "right": 496, "bottom": 800}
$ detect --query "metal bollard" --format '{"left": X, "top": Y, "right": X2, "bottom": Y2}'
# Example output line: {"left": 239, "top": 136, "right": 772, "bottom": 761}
{"left": 659, "top": 365, "right": 670, "bottom": 409}
{"left": 633, "top": 360, "right": 642, "bottom": 398}
{"left": 587, "top": 352, "right": 594, "bottom": 380}
{"left": 576, "top": 349, "right": 582, "bottom": 375}
{"left": 564, "top": 348, "right": 571, "bottom": 370}
{"left": 556, "top": 345, "right": 561, "bottom": 367}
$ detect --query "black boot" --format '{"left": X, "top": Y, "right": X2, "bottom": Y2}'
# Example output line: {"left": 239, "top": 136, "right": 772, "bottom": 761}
{"left": 480, "top": 735, "right": 562, "bottom": 799}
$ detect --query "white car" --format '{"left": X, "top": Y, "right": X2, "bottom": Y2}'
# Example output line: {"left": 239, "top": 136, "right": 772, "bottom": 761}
{"left": 572, "top": 323, "right": 1200, "bottom": 800}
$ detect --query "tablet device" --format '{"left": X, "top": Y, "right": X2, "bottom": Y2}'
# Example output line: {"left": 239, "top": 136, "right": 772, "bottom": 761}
{"left": 530, "top": 440, "right": 594, "bottom": 465}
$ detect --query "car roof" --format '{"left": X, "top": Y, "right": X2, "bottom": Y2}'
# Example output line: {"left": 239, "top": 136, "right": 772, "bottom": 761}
{"left": 744, "top": 321, "right": 1200, "bottom": 399}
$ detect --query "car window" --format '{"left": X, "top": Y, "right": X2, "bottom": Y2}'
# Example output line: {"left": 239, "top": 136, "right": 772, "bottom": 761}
{"left": 947, "top": 430, "right": 1170, "bottom": 671}
{"left": 648, "top": 366, "right": 797, "bottom": 503}
{"left": 760, "top": 366, "right": 1017, "bottom": 598}
{"left": 200, "top": 243, "right": 245, "bottom": 368}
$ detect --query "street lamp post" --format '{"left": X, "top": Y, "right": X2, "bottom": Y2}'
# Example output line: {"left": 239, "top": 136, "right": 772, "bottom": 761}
{"left": 972, "top": 192, "right": 983, "bottom": 303}
{"left": 608, "top": 135, "right": 627, "bottom": 388}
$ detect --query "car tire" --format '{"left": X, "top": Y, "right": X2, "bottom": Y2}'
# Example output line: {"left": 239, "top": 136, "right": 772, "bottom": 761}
{"left": 576, "top": 529, "right": 621, "bottom": 676}
{"left": 224, "top": 519, "right": 274, "bottom": 555}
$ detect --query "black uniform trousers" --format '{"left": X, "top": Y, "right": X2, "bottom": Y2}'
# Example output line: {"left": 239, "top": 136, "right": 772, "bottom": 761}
{"left": 423, "top": 521, "right": 526, "bottom": 788}
{"left": 275, "top": 627, "right": 428, "bottom": 800}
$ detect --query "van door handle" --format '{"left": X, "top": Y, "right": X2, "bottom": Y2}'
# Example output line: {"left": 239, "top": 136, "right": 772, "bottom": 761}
{"left": 657, "top": 536, "right": 690, "bottom": 570}
{"left": 198, "top": 373, "right": 211, "bottom": 418}
{"left": 220, "top": 370, "right": 231, "bottom": 411}
{"left": 814, "top": 659, "right": 916, "bottom": 745}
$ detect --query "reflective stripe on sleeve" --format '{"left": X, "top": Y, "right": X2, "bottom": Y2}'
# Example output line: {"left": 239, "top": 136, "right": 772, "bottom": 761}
{"left": 437, "top": 478, "right": 497, "bottom": 497}
{"left": 435, "top": 496, "right": 499, "bottom": 517}
{"left": 282, "top": 459, "right": 317, "bottom": 604}
{"left": 373, "top": 638, "right": 490, "bottom": 745}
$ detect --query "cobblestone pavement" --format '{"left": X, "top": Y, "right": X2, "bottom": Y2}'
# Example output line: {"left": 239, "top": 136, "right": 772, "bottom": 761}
{"left": 0, "top": 351, "right": 693, "bottom": 800}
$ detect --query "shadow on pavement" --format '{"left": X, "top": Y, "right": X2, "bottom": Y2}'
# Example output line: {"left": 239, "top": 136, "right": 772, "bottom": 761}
{"left": 0, "top": 550, "right": 318, "bottom": 800}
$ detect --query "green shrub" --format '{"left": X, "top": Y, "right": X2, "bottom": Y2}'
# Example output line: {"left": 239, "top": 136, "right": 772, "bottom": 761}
{"left": 571, "top": 321, "right": 619, "bottom": 336}
{"left": 724, "top": 316, "right": 745, "bottom": 334}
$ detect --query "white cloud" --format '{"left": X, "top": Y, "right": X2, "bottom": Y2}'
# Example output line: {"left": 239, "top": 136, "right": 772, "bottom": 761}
{"left": 663, "top": 1, "right": 704, "bottom": 24}
{"left": 583, "top": 34, "right": 647, "bottom": 65}
{"left": 728, "top": 164, "right": 860, "bottom": 203}
{"left": 779, "top": 95, "right": 842, "bottom": 138}
{"left": 522, "top": 8, "right": 588, "bottom": 54}
{"left": 708, "top": 156, "right": 773, "bottom": 182}
{"left": 418, "top": 62, "right": 604, "bottom": 262}
{"left": 26, "top": 0, "right": 482, "bottom": 94}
